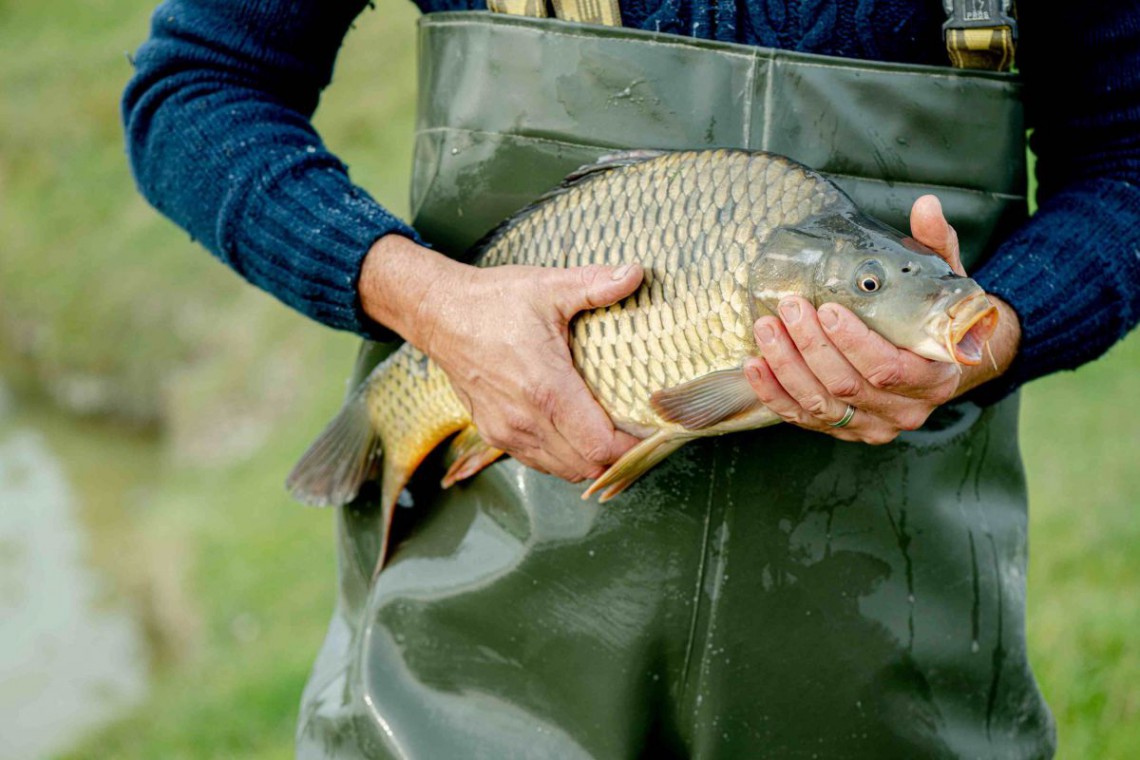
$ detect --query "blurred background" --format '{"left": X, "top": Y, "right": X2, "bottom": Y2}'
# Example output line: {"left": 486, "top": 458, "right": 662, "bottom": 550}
{"left": 0, "top": 0, "right": 1137, "bottom": 757}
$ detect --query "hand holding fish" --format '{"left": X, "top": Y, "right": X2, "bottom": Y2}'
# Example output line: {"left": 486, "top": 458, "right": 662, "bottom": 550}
{"left": 744, "top": 195, "right": 1021, "bottom": 444}
{"left": 293, "top": 151, "right": 1020, "bottom": 564}
{"left": 358, "top": 232, "right": 642, "bottom": 484}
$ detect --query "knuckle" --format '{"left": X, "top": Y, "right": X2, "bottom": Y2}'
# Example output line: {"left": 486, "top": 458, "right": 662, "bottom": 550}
{"left": 788, "top": 328, "right": 815, "bottom": 353}
{"left": 577, "top": 265, "right": 600, "bottom": 288}
{"left": 581, "top": 441, "right": 613, "bottom": 466}
{"left": 896, "top": 409, "right": 929, "bottom": 432}
{"left": 525, "top": 383, "right": 559, "bottom": 416}
{"left": 763, "top": 350, "right": 792, "bottom": 373}
{"left": 826, "top": 376, "right": 862, "bottom": 401}
{"left": 787, "top": 411, "right": 817, "bottom": 428}
{"left": 502, "top": 410, "right": 538, "bottom": 440}
{"left": 931, "top": 385, "right": 955, "bottom": 405}
{"left": 864, "top": 429, "right": 898, "bottom": 446}
{"left": 802, "top": 394, "right": 831, "bottom": 417}
{"left": 867, "top": 361, "right": 905, "bottom": 390}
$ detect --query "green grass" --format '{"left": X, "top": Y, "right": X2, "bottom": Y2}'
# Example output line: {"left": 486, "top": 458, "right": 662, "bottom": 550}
{"left": 0, "top": 0, "right": 1137, "bottom": 757}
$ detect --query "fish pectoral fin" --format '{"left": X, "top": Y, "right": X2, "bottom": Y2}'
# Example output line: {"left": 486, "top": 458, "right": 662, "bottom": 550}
{"left": 286, "top": 382, "right": 380, "bottom": 508}
{"left": 650, "top": 369, "right": 761, "bottom": 431}
{"left": 441, "top": 426, "right": 505, "bottom": 488}
{"left": 582, "top": 430, "right": 692, "bottom": 503}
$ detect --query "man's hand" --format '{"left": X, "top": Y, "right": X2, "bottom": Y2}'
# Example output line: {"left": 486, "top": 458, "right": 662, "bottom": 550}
{"left": 359, "top": 234, "right": 642, "bottom": 481}
{"left": 742, "top": 195, "right": 1022, "bottom": 444}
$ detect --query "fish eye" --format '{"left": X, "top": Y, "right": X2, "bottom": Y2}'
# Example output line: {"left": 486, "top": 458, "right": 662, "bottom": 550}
{"left": 854, "top": 260, "right": 886, "bottom": 294}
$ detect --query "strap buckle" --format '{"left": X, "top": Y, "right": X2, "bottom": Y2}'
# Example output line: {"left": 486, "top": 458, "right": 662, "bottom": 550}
{"left": 488, "top": 0, "right": 623, "bottom": 26}
{"left": 942, "top": 0, "right": 1018, "bottom": 72}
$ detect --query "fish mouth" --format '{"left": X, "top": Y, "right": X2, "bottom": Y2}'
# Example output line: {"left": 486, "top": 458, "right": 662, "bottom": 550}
{"left": 946, "top": 294, "right": 999, "bottom": 366}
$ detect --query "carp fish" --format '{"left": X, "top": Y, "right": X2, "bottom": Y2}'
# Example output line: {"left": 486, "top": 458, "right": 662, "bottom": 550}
{"left": 287, "top": 149, "right": 998, "bottom": 552}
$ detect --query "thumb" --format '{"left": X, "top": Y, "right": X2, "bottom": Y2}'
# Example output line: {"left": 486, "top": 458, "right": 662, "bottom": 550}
{"left": 550, "top": 264, "right": 644, "bottom": 319}
{"left": 910, "top": 195, "right": 966, "bottom": 276}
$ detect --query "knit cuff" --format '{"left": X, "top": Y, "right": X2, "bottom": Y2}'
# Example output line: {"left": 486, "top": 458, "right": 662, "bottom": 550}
{"left": 232, "top": 154, "right": 422, "bottom": 342}
{"left": 966, "top": 178, "right": 1140, "bottom": 405}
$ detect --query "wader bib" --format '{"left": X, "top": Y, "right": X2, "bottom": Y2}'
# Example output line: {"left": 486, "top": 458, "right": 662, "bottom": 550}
{"left": 298, "top": 12, "right": 1054, "bottom": 758}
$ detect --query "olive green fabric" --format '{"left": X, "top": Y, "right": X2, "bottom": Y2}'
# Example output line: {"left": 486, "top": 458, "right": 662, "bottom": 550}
{"left": 297, "top": 12, "right": 1054, "bottom": 759}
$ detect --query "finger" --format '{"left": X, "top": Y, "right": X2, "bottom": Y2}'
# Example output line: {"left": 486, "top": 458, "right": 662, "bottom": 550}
{"left": 910, "top": 195, "right": 965, "bottom": 275}
{"left": 551, "top": 377, "right": 640, "bottom": 474}
{"left": 818, "top": 303, "right": 957, "bottom": 400}
{"left": 515, "top": 421, "right": 599, "bottom": 483}
{"left": 785, "top": 296, "right": 927, "bottom": 421}
{"left": 550, "top": 264, "right": 644, "bottom": 320}
{"left": 525, "top": 430, "right": 599, "bottom": 483}
{"left": 752, "top": 315, "right": 851, "bottom": 426}
{"left": 743, "top": 357, "right": 825, "bottom": 430}
{"left": 777, "top": 296, "right": 869, "bottom": 404}
{"left": 744, "top": 359, "right": 900, "bottom": 444}
{"left": 476, "top": 404, "right": 597, "bottom": 482}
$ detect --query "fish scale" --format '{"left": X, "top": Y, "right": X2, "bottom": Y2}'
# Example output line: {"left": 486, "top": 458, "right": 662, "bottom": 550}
{"left": 559, "top": 155, "right": 802, "bottom": 412}
{"left": 288, "top": 148, "right": 1000, "bottom": 565}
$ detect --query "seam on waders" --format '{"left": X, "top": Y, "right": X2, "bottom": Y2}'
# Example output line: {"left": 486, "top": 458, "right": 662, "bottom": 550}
{"left": 760, "top": 53, "right": 775, "bottom": 151}
{"left": 678, "top": 445, "right": 720, "bottom": 708}
{"left": 741, "top": 51, "right": 758, "bottom": 148}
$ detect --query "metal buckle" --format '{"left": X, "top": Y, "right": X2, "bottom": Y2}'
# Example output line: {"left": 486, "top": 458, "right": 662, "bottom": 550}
{"left": 942, "top": 0, "right": 1018, "bottom": 71}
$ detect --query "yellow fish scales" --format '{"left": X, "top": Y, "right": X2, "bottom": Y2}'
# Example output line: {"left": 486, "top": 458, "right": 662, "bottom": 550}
{"left": 286, "top": 148, "right": 999, "bottom": 571}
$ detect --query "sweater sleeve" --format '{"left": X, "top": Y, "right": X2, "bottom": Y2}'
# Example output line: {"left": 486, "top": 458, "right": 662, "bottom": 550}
{"left": 969, "top": 4, "right": 1140, "bottom": 403}
{"left": 122, "top": 0, "right": 419, "bottom": 340}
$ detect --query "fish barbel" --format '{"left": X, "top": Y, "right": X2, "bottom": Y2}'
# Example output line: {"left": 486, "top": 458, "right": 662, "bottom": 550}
{"left": 287, "top": 149, "right": 998, "bottom": 566}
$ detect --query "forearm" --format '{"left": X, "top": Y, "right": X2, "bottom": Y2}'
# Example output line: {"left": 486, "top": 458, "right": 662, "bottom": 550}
{"left": 969, "top": 180, "right": 1140, "bottom": 403}
{"left": 122, "top": 0, "right": 417, "bottom": 338}
{"left": 358, "top": 234, "right": 466, "bottom": 347}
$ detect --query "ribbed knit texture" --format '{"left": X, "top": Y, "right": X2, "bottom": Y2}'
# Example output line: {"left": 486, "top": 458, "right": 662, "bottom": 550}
{"left": 123, "top": 0, "right": 1140, "bottom": 397}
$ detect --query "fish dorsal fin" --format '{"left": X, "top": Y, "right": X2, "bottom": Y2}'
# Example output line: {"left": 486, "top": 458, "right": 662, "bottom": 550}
{"left": 464, "top": 149, "right": 673, "bottom": 264}
{"left": 650, "top": 369, "right": 761, "bottom": 431}
{"left": 559, "top": 149, "right": 671, "bottom": 185}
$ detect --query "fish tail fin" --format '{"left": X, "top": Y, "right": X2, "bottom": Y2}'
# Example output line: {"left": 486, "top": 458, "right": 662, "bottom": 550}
{"left": 582, "top": 430, "right": 692, "bottom": 503}
{"left": 441, "top": 426, "right": 505, "bottom": 488}
{"left": 286, "top": 381, "right": 380, "bottom": 508}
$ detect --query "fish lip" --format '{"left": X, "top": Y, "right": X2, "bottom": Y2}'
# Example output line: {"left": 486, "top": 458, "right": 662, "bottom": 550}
{"left": 947, "top": 294, "right": 999, "bottom": 366}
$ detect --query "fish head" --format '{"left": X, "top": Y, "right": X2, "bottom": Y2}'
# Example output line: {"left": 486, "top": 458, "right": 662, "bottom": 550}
{"left": 749, "top": 210, "right": 998, "bottom": 366}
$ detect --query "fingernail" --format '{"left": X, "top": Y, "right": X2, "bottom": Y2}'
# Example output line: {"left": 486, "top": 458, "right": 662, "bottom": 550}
{"left": 744, "top": 363, "right": 762, "bottom": 384}
{"left": 819, "top": 306, "right": 839, "bottom": 331}
{"left": 611, "top": 264, "right": 631, "bottom": 281}
{"left": 756, "top": 323, "right": 776, "bottom": 345}
{"left": 779, "top": 299, "right": 800, "bottom": 324}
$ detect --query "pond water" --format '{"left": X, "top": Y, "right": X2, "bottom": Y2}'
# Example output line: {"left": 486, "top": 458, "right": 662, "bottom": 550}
{"left": 0, "top": 383, "right": 149, "bottom": 760}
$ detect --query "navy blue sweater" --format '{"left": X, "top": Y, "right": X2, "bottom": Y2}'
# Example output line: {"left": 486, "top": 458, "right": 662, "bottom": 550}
{"left": 122, "top": 1, "right": 1140, "bottom": 400}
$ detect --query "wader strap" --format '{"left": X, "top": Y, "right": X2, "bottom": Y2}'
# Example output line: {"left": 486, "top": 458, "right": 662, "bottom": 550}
{"left": 487, "top": 0, "right": 550, "bottom": 18}
{"left": 488, "top": 0, "right": 622, "bottom": 26}
{"left": 943, "top": 0, "right": 1017, "bottom": 71}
